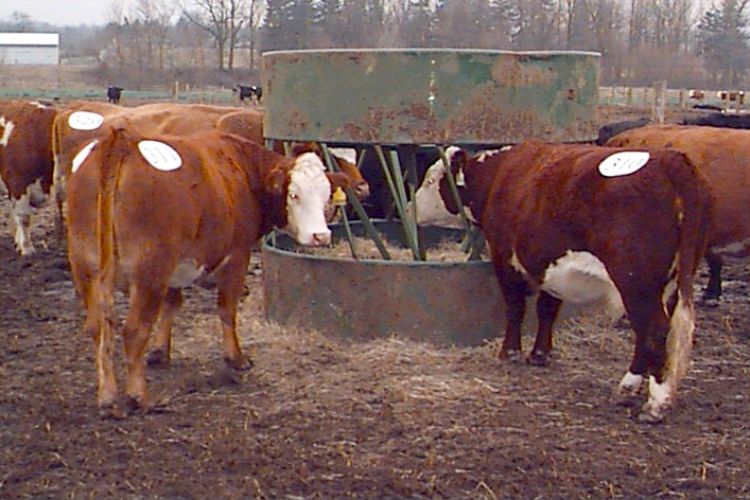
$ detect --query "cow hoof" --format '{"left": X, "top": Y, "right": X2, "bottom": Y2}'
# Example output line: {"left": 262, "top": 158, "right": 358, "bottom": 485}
{"left": 637, "top": 409, "right": 666, "bottom": 424}
{"left": 526, "top": 351, "right": 551, "bottom": 366}
{"left": 701, "top": 297, "right": 720, "bottom": 308}
{"left": 123, "top": 394, "right": 148, "bottom": 414}
{"left": 147, "top": 349, "right": 170, "bottom": 367}
{"left": 224, "top": 355, "right": 253, "bottom": 371}
{"left": 498, "top": 348, "right": 522, "bottom": 362}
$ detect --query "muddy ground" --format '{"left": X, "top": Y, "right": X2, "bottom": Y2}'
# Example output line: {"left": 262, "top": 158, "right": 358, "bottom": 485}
{"left": 2, "top": 106, "right": 750, "bottom": 499}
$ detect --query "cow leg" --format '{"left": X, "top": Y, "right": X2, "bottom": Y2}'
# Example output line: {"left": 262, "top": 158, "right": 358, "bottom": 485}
{"left": 527, "top": 291, "right": 562, "bottom": 366}
{"left": 84, "top": 280, "right": 118, "bottom": 408}
{"left": 11, "top": 194, "right": 34, "bottom": 256}
{"left": 616, "top": 332, "right": 647, "bottom": 398}
{"left": 147, "top": 288, "right": 183, "bottom": 367}
{"left": 121, "top": 284, "right": 165, "bottom": 409}
{"left": 497, "top": 281, "right": 527, "bottom": 360}
{"left": 52, "top": 154, "right": 66, "bottom": 242}
{"left": 702, "top": 251, "right": 722, "bottom": 305}
{"left": 215, "top": 256, "right": 252, "bottom": 371}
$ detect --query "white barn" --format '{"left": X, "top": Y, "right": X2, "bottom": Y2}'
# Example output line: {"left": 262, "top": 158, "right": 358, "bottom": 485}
{"left": 0, "top": 33, "right": 59, "bottom": 65}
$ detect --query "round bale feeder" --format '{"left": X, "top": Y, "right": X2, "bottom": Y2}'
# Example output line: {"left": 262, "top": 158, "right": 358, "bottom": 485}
{"left": 260, "top": 49, "right": 600, "bottom": 346}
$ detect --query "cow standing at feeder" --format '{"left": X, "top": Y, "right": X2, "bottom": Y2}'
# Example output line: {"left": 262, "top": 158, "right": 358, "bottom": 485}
{"left": 428, "top": 141, "right": 713, "bottom": 422}
{"left": 66, "top": 123, "right": 350, "bottom": 412}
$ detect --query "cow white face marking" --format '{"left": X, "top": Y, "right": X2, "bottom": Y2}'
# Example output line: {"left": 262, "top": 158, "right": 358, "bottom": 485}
{"left": 410, "top": 146, "right": 469, "bottom": 229}
{"left": 598, "top": 151, "right": 650, "bottom": 177}
{"left": 328, "top": 147, "right": 357, "bottom": 164}
{"left": 284, "top": 152, "right": 332, "bottom": 246}
{"left": 68, "top": 111, "right": 104, "bottom": 131}
{"left": 0, "top": 116, "right": 15, "bottom": 147}
{"left": 72, "top": 140, "right": 98, "bottom": 174}
{"left": 137, "top": 140, "right": 182, "bottom": 171}
{"left": 541, "top": 250, "right": 625, "bottom": 318}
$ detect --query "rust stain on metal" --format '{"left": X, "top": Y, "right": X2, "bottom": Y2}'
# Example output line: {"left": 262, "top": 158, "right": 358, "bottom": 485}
{"left": 491, "top": 57, "right": 555, "bottom": 86}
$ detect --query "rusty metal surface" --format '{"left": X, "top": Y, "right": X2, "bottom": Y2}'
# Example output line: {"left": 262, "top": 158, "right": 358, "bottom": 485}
{"left": 262, "top": 223, "right": 582, "bottom": 346}
{"left": 261, "top": 49, "right": 600, "bottom": 146}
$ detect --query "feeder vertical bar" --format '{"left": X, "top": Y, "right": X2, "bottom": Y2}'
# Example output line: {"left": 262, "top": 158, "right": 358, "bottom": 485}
{"left": 321, "top": 144, "right": 391, "bottom": 260}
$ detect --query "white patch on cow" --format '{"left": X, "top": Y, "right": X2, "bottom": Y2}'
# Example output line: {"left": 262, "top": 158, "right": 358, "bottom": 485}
{"left": 666, "top": 288, "right": 695, "bottom": 384}
{"left": 598, "top": 151, "right": 650, "bottom": 178}
{"left": 68, "top": 111, "right": 104, "bottom": 131}
{"left": 29, "top": 101, "right": 49, "bottom": 109}
{"left": 641, "top": 375, "right": 674, "bottom": 422}
{"left": 328, "top": 147, "right": 357, "bottom": 164}
{"left": 284, "top": 152, "right": 332, "bottom": 246}
{"left": 12, "top": 191, "right": 34, "bottom": 255}
{"left": 138, "top": 140, "right": 182, "bottom": 171}
{"left": 509, "top": 251, "right": 531, "bottom": 279}
{"left": 169, "top": 259, "right": 205, "bottom": 288}
{"left": 72, "top": 140, "right": 99, "bottom": 174}
{"left": 618, "top": 371, "right": 644, "bottom": 395}
{"left": 476, "top": 149, "right": 504, "bottom": 163}
{"left": 541, "top": 250, "right": 625, "bottom": 318}
{"left": 0, "top": 116, "right": 15, "bottom": 147}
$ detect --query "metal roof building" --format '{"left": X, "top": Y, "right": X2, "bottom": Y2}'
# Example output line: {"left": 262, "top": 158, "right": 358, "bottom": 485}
{"left": 0, "top": 33, "right": 59, "bottom": 65}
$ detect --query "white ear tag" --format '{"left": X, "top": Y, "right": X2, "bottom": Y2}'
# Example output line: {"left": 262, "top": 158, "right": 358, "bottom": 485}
{"left": 455, "top": 169, "right": 465, "bottom": 187}
{"left": 72, "top": 140, "right": 98, "bottom": 173}
{"left": 68, "top": 111, "right": 104, "bottom": 131}
{"left": 138, "top": 140, "right": 182, "bottom": 171}
{"left": 598, "top": 151, "right": 650, "bottom": 178}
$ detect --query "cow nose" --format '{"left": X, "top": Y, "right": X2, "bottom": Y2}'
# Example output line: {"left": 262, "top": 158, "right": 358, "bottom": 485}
{"left": 312, "top": 232, "right": 331, "bottom": 246}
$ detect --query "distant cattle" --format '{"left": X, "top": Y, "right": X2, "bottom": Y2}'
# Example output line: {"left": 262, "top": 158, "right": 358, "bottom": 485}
{"left": 688, "top": 89, "right": 705, "bottom": 101}
{"left": 595, "top": 118, "right": 651, "bottom": 146}
{"left": 234, "top": 85, "right": 262, "bottom": 104}
{"left": 606, "top": 124, "right": 750, "bottom": 304}
{"left": 681, "top": 112, "right": 750, "bottom": 129}
{"left": 718, "top": 90, "right": 744, "bottom": 105}
{"left": 692, "top": 104, "right": 724, "bottom": 112}
{"left": 106, "top": 86, "right": 123, "bottom": 104}
{"left": 428, "top": 141, "right": 712, "bottom": 422}
{"left": 66, "top": 124, "right": 350, "bottom": 411}
{"left": 0, "top": 100, "right": 57, "bottom": 255}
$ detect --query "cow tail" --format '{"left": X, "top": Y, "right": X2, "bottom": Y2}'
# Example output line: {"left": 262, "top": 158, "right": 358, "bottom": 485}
{"left": 51, "top": 116, "right": 66, "bottom": 234}
{"left": 96, "top": 126, "right": 128, "bottom": 349}
{"left": 664, "top": 151, "right": 713, "bottom": 385}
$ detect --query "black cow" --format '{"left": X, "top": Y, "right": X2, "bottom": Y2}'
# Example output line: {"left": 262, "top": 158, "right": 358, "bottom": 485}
{"left": 595, "top": 118, "right": 651, "bottom": 146}
{"left": 234, "top": 85, "right": 262, "bottom": 104}
{"left": 106, "top": 86, "right": 123, "bottom": 104}
{"left": 682, "top": 112, "right": 750, "bottom": 129}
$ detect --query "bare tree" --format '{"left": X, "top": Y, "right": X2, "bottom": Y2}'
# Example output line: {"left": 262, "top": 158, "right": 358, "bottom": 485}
{"left": 180, "top": 0, "right": 249, "bottom": 71}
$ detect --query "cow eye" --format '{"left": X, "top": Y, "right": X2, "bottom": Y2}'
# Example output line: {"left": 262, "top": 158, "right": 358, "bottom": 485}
{"left": 289, "top": 193, "right": 299, "bottom": 201}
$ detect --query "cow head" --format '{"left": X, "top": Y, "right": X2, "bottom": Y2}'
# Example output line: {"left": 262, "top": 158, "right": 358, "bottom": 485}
{"left": 266, "top": 152, "right": 346, "bottom": 246}
{"left": 407, "top": 146, "right": 466, "bottom": 228}
{"left": 290, "top": 142, "right": 369, "bottom": 200}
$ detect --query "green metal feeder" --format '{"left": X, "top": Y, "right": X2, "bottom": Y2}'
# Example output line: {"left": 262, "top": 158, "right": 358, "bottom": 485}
{"left": 260, "top": 49, "right": 600, "bottom": 345}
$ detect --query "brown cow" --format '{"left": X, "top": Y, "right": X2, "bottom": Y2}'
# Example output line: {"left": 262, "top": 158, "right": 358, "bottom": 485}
{"left": 433, "top": 141, "right": 713, "bottom": 422}
{"left": 55, "top": 104, "right": 369, "bottom": 230}
{"left": 0, "top": 100, "right": 57, "bottom": 255}
{"left": 606, "top": 124, "right": 750, "bottom": 304}
{"left": 66, "top": 123, "right": 349, "bottom": 412}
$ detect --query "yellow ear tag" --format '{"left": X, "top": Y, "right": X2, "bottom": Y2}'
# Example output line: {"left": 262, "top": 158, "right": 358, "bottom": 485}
{"left": 332, "top": 186, "right": 347, "bottom": 206}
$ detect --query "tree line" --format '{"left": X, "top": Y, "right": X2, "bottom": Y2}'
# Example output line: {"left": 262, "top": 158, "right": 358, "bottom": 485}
{"left": 2, "top": 0, "right": 749, "bottom": 90}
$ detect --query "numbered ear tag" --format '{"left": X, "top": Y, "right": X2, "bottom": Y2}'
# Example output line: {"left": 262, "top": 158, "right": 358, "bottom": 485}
{"left": 138, "top": 140, "right": 182, "bottom": 171}
{"left": 598, "top": 152, "right": 650, "bottom": 177}
{"left": 71, "top": 140, "right": 98, "bottom": 173}
{"left": 68, "top": 111, "right": 104, "bottom": 131}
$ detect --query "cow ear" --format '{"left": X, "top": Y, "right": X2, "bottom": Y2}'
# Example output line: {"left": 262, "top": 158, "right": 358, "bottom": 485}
{"left": 264, "top": 166, "right": 287, "bottom": 195}
{"left": 449, "top": 149, "right": 468, "bottom": 177}
{"left": 290, "top": 142, "right": 319, "bottom": 156}
{"left": 326, "top": 171, "right": 351, "bottom": 192}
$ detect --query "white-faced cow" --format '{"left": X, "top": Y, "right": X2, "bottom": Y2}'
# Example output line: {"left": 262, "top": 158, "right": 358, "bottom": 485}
{"left": 429, "top": 141, "right": 713, "bottom": 423}
{"left": 66, "top": 123, "right": 349, "bottom": 412}
{"left": 606, "top": 124, "right": 750, "bottom": 304}
{"left": 0, "top": 100, "right": 57, "bottom": 255}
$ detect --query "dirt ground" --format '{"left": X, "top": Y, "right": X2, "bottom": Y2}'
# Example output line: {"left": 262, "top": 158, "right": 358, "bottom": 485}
{"left": 2, "top": 105, "right": 750, "bottom": 499}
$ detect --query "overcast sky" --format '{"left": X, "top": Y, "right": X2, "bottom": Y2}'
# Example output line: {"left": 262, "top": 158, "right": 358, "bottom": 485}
{"left": 0, "top": 0, "right": 136, "bottom": 27}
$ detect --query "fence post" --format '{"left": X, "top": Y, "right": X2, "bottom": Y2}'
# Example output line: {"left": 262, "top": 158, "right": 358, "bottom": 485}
{"left": 652, "top": 80, "right": 667, "bottom": 124}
